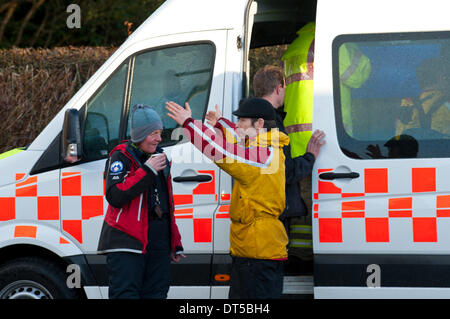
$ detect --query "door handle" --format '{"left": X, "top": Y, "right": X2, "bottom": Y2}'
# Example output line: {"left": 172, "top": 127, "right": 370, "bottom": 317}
{"left": 319, "top": 172, "right": 360, "bottom": 180}
{"left": 173, "top": 175, "right": 213, "bottom": 183}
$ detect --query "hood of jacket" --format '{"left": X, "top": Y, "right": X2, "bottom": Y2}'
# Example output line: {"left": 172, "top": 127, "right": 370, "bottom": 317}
{"left": 247, "top": 128, "right": 290, "bottom": 149}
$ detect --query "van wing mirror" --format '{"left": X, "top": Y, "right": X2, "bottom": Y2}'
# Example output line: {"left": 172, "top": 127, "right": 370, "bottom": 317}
{"left": 62, "top": 108, "right": 82, "bottom": 163}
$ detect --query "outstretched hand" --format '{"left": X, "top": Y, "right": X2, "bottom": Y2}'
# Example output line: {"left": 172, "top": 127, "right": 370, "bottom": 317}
{"left": 166, "top": 101, "right": 192, "bottom": 125}
{"left": 205, "top": 104, "right": 222, "bottom": 127}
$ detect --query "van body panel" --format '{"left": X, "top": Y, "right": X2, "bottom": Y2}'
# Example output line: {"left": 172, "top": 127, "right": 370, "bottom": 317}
{"left": 0, "top": 222, "right": 83, "bottom": 258}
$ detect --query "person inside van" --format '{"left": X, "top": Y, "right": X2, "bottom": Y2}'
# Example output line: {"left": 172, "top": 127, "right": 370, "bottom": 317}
{"left": 166, "top": 98, "right": 289, "bottom": 299}
{"left": 252, "top": 65, "right": 325, "bottom": 273}
{"left": 396, "top": 58, "right": 450, "bottom": 138}
{"left": 366, "top": 134, "right": 419, "bottom": 159}
{"left": 97, "top": 104, "right": 184, "bottom": 299}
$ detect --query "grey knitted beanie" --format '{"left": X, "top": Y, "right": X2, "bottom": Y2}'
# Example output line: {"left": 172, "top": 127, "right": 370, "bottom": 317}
{"left": 130, "top": 104, "right": 163, "bottom": 143}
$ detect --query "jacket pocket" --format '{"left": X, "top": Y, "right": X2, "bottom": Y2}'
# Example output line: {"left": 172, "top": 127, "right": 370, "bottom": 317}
{"left": 230, "top": 195, "right": 254, "bottom": 225}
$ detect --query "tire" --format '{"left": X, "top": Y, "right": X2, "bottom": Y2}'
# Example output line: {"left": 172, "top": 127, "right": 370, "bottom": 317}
{"left": 0, "top": 257, "right": 82, "bottom": 299}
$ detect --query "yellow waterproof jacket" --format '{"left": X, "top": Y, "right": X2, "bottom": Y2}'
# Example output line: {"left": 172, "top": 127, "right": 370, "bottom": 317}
{"left": 396, "top": 90, "right": 450, "bottom": 137}
{"left": 182, "top": 117, "right": 289, "bottom": 260}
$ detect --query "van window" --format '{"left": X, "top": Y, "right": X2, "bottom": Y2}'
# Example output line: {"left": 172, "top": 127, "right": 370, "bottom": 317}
{"left": 126, "top": 43, "right": 215, "bottom": 146}
{"left": 333, "top": 32, "right": 450, "bottom": 159}
{"left": 83, "top": 62, "right": 129, "bottom": 160}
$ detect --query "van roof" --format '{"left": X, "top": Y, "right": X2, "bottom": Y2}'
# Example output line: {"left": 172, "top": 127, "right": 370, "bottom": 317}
{"left": 127, "top": 0, "right": 316, "bottom": 48}
{"left": 126, "top": 0, "right": 249, "bottom": 44}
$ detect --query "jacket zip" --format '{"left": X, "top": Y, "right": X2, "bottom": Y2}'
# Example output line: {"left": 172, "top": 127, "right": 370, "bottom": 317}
{"left": 137, "top": 193, "right": 144, "bottom": 222}
{"left": 116, "top": 208, "right": 123, "bottom": 223}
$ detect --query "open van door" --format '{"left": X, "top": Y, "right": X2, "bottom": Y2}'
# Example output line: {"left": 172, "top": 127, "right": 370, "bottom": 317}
{"left": 313, "top": 0, "right": 450, "bottom": 298}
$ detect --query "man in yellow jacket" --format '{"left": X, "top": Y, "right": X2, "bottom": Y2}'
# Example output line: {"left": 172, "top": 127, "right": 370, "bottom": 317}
{"left": 396, "top": 58, "right": 450, "bottom": 138}
{"left": 166, "top": 98, "right": 289, "bottom": 298}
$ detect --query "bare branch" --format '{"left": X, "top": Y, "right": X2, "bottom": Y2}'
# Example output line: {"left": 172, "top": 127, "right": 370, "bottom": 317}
{"left": 14, "top": 0, "right": 46, "bottom": 47}
{"left": 0, "top": 1, "right": 19, "bottom": 45}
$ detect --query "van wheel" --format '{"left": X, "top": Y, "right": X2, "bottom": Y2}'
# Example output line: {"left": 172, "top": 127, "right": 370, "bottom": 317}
{"left": 0, "top": 257, "right": 82, "bottom": 299}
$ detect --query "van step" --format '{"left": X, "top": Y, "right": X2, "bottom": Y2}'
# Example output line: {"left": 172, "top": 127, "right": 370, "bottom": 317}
{"left": 282, "top": 276, "right": 314, "bottom": 295}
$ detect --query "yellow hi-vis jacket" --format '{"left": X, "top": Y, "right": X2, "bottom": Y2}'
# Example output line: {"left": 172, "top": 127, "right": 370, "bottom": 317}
{"left": 283, "top": 24, "right": 371, "bottom": 150}
{"left": 282, "top": 22, "right": 315, "bottom": 158}
{"left": 182, "top": 117, "right": 289, "bottom": 260}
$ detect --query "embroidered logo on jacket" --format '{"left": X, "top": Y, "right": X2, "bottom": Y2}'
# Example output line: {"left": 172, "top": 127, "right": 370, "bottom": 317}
{"left": 110, "top": 161, "right": 124, "bottom": 174}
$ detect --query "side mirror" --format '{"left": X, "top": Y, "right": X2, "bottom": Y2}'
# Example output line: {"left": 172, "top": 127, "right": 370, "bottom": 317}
{"left": 62, "top": 108, "right": 82, "bottom": 163}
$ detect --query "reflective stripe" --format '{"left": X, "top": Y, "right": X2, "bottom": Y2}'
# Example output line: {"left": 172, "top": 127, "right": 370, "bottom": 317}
{"left": 290, "top": 225, "right": 312, "bottom": 234}
{"left": 285, "top": 39, "right": 315, "bottom": 84}
{"left": 0, "top": 147, "right": 25, "bottom": 160}
{"left": 116, "top": 208, "right": 123, "bottom": 223}
{"left": 218, "top": 118, "right": 241, "bottom": 142}
{"left": 286, "top": 69, "right": 313, "bottom": 85}
{"left": 289, "top": 239, "right": 312, "bottom": 248}
{"left": 340, "top": 49, "right": 362, "bottom": 82}
{"left": 187, "top": 121, "right": 275, "bottom": 169}
{"left": 137, "top": 193, "right": 143, "bottom": 222}
{"left": 285, "top": 123, "right": 313, "bottom": 134}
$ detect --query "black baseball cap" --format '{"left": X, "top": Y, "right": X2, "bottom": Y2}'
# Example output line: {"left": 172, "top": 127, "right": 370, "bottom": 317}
{"left": 232, "top": 97, "right": 275, "bottom": 120}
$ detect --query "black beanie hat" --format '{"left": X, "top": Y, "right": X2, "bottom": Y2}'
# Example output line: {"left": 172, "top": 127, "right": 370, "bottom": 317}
{"left": 232, "top": 97, "right": 275, "bottom": 120}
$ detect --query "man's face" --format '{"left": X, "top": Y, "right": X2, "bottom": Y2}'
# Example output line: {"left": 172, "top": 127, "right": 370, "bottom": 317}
{"left": 236, "top": 118, "right": 262, "bottom": 140}
{"left": 138, "top": 130, "right": 162, "bottom": 153}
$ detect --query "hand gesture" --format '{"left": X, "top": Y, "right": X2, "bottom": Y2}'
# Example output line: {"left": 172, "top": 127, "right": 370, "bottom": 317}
{"left": 166, "top": 101, "right": 192, "bottom": 125}
{"left": 366, "top": 144, "right": 385, "bottom": 159}
{"left": 205, "top": 104, "right": 222, "bottom": 127}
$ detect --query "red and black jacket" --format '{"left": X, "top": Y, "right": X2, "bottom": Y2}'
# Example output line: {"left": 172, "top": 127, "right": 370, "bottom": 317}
{"left": 97, "top": 142, "right": 183, "bottom": 254}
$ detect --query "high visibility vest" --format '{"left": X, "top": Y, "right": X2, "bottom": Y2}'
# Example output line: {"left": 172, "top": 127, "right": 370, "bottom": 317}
{"left": 283, "top": 26, "right": 371, "bottom": 153}
{"left": 338, "top": 43, "right": 372, "bottom": 137}
{"left": 282, "top": 22, "right": 315, "bottom": 158}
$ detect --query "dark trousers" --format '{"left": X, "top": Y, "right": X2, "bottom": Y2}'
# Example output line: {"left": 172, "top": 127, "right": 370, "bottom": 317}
{"left": 107, "top": 250, "right": 171, "bottom": 299}
{"left": 107, "top": 218, "right": 171, "bottom": 299}
{"left": 228, "top": 256, "right": 284, "bottom": 299}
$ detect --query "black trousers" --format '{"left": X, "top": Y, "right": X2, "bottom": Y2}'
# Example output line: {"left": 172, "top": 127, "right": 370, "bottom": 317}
{"left": 228, "top": 256, "right": 284, "bottom": 299}
{"left": 107, "top": 218, "right": 171, "bottom": 299}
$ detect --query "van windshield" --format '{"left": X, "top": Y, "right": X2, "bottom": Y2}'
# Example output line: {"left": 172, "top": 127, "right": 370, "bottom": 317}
{"left": 333, "top": 32, "right": 450, "bottom": 159}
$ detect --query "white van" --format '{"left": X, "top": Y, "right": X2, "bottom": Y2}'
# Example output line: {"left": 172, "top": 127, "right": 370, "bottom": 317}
{"left": 0, "top": 0, "right": 450, "bottom": 299}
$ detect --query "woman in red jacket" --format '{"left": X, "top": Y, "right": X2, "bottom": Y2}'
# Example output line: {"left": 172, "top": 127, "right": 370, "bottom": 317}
{"left": 98, "top": 104, "right": 184, "bottom": 299}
